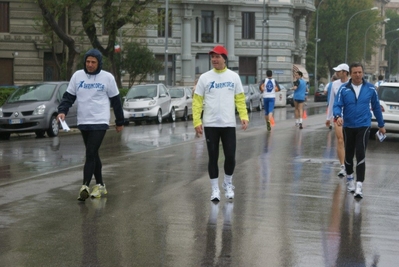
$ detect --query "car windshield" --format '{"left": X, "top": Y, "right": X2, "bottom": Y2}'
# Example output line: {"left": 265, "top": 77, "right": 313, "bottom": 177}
{"left": 7, "top": 84, "right": 56, "bottom": 103}
{"left": 169, "top": 88, "right": 184, "bottom": 98}
{"left": 378, "top": 86, "right": 399, "bottom": 102}
{"left": 126, "top": 85, "right": 157, "bottom": 99}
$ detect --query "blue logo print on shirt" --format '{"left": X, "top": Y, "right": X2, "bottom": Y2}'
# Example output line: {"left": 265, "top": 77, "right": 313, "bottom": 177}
{"left": 266, "top": 79, "right": 274, "bottom": 92}
{"left": 77, "top": 81, "right": 105, "bottom": 91}
{"left": 208, "top": 81, "right": 235, "bottom": 92}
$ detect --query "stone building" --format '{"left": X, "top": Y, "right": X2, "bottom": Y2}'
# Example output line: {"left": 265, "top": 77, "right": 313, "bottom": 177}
{"left": 0, "top": 0, "right": 314, "bottom": 86}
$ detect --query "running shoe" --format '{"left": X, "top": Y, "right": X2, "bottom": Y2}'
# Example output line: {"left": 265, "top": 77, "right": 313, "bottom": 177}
{"left": 211, "top": 188, "right": 220, "bottom": 202}
{"left": 354, "top": 181, "right": 363, "bottom": 198}
{"left": 346, "top": 177, "right": 355, "bottom": 193}
{"left": 222, "top": 182, "right": 235, "bottom": 199}
{"left": 90, "top": 184, "right": 108, "bottom": 198}
{"left": 337, "top": 166, "right": 346, "bottom": 178}
{"left": 78, "top": 185, "right": 90, "bottom": 201}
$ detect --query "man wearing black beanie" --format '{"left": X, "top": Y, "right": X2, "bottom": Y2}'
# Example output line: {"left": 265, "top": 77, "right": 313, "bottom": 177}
{"left": 57, "top": 48, "right": 125, "bottom": 201}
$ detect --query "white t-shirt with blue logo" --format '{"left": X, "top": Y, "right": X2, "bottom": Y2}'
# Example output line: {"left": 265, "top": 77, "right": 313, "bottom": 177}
{"left": 262, "top": 78, "right": 277, "bottom": 98}
{"left": 67, "top": 70, "right": 120, "bottom": 125}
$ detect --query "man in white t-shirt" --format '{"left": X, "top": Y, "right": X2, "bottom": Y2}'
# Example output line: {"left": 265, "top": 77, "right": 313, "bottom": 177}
{"left": 259, "top": 70, "right": 279, "bottom": 131}
{"left": 193, "top": 45, "right": 249, "bottom": 202}
{"left": 326, "top": 63, "right": 349, "bottom": 177}
{"left": 57, "top": 48, "right": 124, "bottom": 201}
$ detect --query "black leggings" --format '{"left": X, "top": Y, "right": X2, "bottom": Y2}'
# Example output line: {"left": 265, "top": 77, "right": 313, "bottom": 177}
{"left": 343, "top": 127, "right": 370, "bottom": 182}
{"left": 204, "top": 127, "right": 236, "bottom": 179}
{"left": 80, "top": 130, "right": 106, "bottom": 186}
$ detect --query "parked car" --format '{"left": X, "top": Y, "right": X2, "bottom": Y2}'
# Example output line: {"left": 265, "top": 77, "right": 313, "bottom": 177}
{"left": 0, "top": 82, "right": 77, "bottom": 140}
{"left": 279, "top": 82, "right": 295, "bottom": 107}
{"left": 169, "top": 86, "right": 193, "bottom": 121}
{"left": 314, "top": 84, "right": 327, "bottom": 102}
{"left": 244, "top": 84, "right": 262, "bottom": 112}
{"left": 371, "top": 82, "right": 399, "bottom": 138}
{"left": 123, "top": 83, "right": 176, "bottom": 125}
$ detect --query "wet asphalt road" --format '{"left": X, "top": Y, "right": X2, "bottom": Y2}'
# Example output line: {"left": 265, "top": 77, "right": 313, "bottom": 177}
{"left": 0, "top": 100, "right": 399, "bottom": 267}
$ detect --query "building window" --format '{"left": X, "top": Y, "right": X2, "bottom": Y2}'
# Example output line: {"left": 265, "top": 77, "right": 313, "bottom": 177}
{"left": 158, "top": 8, "right": 172, "bottom": 38}
{"left": 0, "top": 2, "right": 10, "bottom": 33}
{"left": 242, "top": 12, "right": 255, "bottom": 40}
{"left": 201, "top": 11, "right": 213, "bottom": 43}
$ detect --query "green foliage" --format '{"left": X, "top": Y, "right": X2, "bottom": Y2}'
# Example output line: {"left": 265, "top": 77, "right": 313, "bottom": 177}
{"left": 307, "top": 0, "right": 380, "bottom": 79}
{"left": 385, "top": 9, "right": 399, "bottom": 76}
{"left": 0, "top": 88, "right": 16, "bottom": 106}
{"left": 121, "top": 42, "right": 163, "bottom": 87}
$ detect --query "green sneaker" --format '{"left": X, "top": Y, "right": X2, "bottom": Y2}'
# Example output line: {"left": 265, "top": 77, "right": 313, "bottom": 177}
{"left": 266, "top": 120, "right": 271, "bottom": 131}
{"left": 78, "top": 185, "right": 90, "bottom": 201}
{"left": 90, "top": 184, "right": 108, "bottom": 198}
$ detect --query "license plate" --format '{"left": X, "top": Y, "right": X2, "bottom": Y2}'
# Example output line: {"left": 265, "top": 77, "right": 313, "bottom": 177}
{"left": 9, "top": 119, "right": 22, "bottom": 124}
{"left": 390, "top": 105, "right": 399, "bottom": 110}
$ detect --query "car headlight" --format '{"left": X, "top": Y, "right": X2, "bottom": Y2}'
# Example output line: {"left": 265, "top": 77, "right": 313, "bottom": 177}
{"left": 149, "top": 100, "right": 156, "bottom": 105}
{"left": 0, "top": 107, "right": 3, "bottom": 117}
{"left": 33, "top": 104, "right": 46, "bottom": 115}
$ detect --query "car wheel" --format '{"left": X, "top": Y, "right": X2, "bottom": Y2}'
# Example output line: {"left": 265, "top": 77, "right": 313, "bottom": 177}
{"left": 182, "top": 107, "right": 188, "bottom": 121}
{"left": 168, "top": 108, "right": 176, "bottom": 122}
{"left": 156, "top": 109, "right": 163, "bottom": 124}
{"left": 35, "top": 130, "right": 46, "bottom": 138}
{"left": 247, "top": 101, "right": 253, "bottom": 113}
{"left": 0, "top": 132, "right": 11, "bottom": 140}
{"left": 47, "top": 115, "right": 59, "bottom": 137}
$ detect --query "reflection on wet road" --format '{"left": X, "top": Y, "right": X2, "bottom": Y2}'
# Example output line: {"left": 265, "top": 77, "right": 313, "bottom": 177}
{"left": 1, "top": 102, "right": 399, "bottom": 266}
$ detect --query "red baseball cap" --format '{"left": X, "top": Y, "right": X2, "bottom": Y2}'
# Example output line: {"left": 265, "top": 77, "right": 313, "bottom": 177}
{"left": 209, "top": 45, "right": 228, "bottom": 56}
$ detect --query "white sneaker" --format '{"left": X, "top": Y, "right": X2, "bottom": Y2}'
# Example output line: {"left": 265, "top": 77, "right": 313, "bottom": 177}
{"left": 77, "top": 185, "right": 90, "bottom": 201}
{"left": 354, "top": 181, "right": 363, "bottom": 198}
{"left": 90, "top": 184, "right": 108, "bottom": 198}
{"left": 337, "top": 167, "right": 346, "bottom": 178}
{"left": 210, "top": 188, "right": 220, "bottom": 202}
{"left": 346, "top": 177, "right": 355, "bottom": 193}
{"left": 223, "top": 182, "right": 235, "bottom": 199}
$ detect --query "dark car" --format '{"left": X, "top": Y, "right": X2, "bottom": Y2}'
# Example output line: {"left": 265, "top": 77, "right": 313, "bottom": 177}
{"left": 314, "top": 84, "right": 327, "bottom": 102}
{"left": 0, "top": 82, "right": 77, "bottom": 140}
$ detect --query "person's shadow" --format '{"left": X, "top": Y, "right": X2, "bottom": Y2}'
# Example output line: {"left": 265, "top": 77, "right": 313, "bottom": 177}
{"left": 201, "top": 201, "right": 234, "bottom": 266}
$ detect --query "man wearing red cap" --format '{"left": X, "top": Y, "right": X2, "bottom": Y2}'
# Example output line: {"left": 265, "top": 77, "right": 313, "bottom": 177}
{"left": 193, "top": 45, "right": 249, "bottom": 201}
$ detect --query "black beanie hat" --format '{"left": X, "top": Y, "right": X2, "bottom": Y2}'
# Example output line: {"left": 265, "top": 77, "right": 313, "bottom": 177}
{"left": 84, "top": 49, "right": 103, "bottom": 75}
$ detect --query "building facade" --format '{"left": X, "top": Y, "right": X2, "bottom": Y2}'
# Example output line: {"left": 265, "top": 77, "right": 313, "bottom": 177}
{"left": 0, "top": 0, "right": 315, "bottom": 87}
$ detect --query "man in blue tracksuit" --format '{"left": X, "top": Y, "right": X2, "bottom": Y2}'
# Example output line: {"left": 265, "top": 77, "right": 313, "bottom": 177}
{"left": 333, "top": 62, "right": 386, "bottom": 199}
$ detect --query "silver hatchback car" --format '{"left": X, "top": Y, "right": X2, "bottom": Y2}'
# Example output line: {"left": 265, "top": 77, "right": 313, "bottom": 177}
{"left": 0, "top": 82, "right": 77, "bottom": 140}
{"left": 169, "top": 86, "right": 193, "bottom": 121}
{"left": 123, "top": 84, "right": 176, "bottom": 125}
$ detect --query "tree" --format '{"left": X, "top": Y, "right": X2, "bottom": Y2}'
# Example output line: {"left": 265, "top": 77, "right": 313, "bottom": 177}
{"left": 384, "top": 9, "right": 399, "bottom": 78}
{"left": 79, "top": 0, "right": 156, "bottom": 87}
{"left": 121, "top": 42, "right": 163, "bottom": 87}
{"left": 307, "top": 0, "right": 380, "bottom": 79}
{"left": 37, "top": 0, "right": 81, "bottom": 80}
{"left": 36, "top": 0, "right": 156, "bottom": 86}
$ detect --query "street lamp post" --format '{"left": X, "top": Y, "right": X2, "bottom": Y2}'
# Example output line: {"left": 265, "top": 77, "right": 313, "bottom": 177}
{"left": 363, "top": 19, "right": 390, "bottom": 62}
{"left": 314, "top": 0, "right": 325, "bottom": 93}
{"left": 345, "top": 7, "right": 378, "bottom": 63}
{"left": 260, "top": 0, "right": 266, "bottom": 80}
